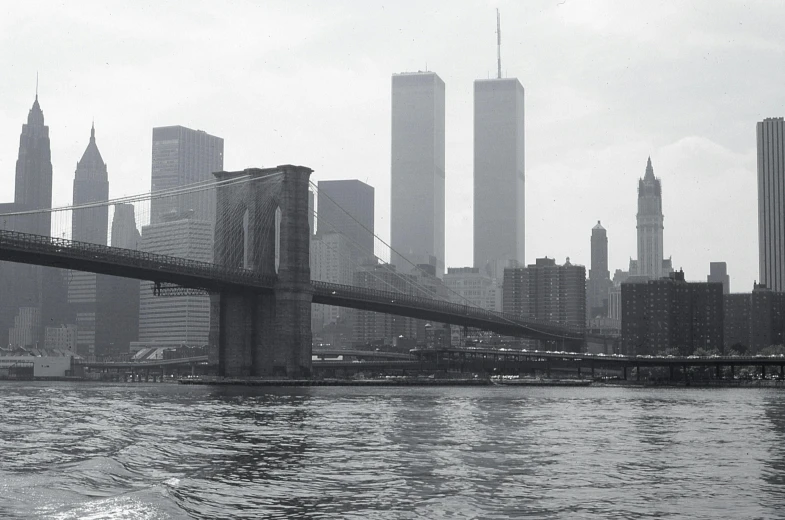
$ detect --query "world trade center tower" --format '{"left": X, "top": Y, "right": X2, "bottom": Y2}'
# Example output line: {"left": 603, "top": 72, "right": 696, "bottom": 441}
{"left": 390, "top": 71, "right": 446, "bottom": 277}
{"left": 473, "top": 77, "right": 525, "bottom": 281}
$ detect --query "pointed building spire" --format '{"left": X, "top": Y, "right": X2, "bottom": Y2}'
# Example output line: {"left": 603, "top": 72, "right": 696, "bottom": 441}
{"left": 35, "top": 72, "right": 38, "bottom": 101}
{"left": 91, "top": 119, "right": 95, "bottom": 141}
{"left": 644, "top": 156, "right": 655, "bottom": 181}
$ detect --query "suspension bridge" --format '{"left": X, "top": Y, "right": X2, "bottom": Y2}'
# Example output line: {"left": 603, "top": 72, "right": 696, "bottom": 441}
{"left": 0, "top": 165, "right": 584, "bottom": 378}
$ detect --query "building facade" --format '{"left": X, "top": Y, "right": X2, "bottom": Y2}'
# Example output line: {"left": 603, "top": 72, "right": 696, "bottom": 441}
{"left": 390, "top": 72, "right": 445, "bottom": 277}
{"left": 503, "top": 257, "right": 586, "bottom": 328}
{"left": 724, "top": 284, "right": 785, "bottom": 354}
{"left": 316, "top": 179, "right": 375, "bottom": 264}
{"left": 310, "top": 232, "right": 355, "bottom": 336}
{"left": 443, "top": 267, "right": 501, "bottom": 312}
{"left": 757, "top": 117, "right": 785, "bottom": 292}
{"left": 353, "top": 264, "right": 420, "bottom": 347}
{"left": 621, "top": 271, "right": 724, "bottom": 356}
{"left": 137, "top": 216, "right": 212, "bottom": 346}
{"left": 150, "top": 126, "right": 224, "bottom": 224}
{"left": 473, "top": 77, "right": 525, "bottom": 281}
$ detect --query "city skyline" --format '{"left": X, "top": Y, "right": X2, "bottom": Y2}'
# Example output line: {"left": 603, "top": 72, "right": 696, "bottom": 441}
{"left": 0, "top": 2, "right": 783, "bottom": 290}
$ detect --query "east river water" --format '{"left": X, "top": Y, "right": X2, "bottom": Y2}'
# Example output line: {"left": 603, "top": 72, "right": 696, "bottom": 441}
{"left": 2, "top": 383, "right": 785, "bottom": 519}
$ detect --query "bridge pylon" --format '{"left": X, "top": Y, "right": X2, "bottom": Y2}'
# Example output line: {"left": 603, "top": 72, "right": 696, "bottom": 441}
{"left": 209, "top": 165, "right": 313, "bottom": 378}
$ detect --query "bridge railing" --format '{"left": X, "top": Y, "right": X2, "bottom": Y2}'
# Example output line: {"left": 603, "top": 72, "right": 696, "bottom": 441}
{"left": 0, "top": 229, "right": 277, "bottom": 289}
{"left": 313, "top": 280, "right": 585, "bottom": 337}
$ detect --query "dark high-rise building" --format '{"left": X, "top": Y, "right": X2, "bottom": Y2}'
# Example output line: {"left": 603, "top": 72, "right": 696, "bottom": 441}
{"left": 621, "top": 271, "right": 723, "bottom": 356}
{"left": 390, "top": 72, "right": 445, "bottom": 277}
{"left": 68, "top": 124, "right": 110, "bottom": 358}
{"left": 473, "top": 77, "right": 525, "bottom": 281}
{"left": 724, "top": 284, "right": 785, "bottom": 354}
{"left": 588, "top": 221, "right": 613, "bottom": 318}
{"left": 503, "top": 257, "right": 586, "bottom": 329}
{"left": 757, "top": 117, "right": 785, "bottom": 292}
{"left": 14, "top": 94, "right": 53, "bottom": 237}
{"left": 150, "top": 126, "right": 224, "bottom": 224}
{"left": 0, "top": 94, "right": 57, "bottom": 347}
{"left": 316, "top": 179, "right": 375, "bottom": 263}
{"left": 708, "top": 262, "right": 730, "bottom": 294}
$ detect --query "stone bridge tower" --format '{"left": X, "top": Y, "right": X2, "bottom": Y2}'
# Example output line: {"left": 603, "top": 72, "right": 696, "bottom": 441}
{"left": 209, "top": 165, "right": 313, "bottom": 378}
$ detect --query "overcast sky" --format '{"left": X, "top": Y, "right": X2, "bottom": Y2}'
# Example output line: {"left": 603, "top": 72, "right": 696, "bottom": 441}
{"left": 1, "top": 0, "right": 783, "bottom": 291}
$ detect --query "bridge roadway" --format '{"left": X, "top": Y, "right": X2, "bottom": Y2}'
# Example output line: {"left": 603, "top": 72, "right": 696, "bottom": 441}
{"left": 0, "top": 229, "right": 583, "bottom": 341}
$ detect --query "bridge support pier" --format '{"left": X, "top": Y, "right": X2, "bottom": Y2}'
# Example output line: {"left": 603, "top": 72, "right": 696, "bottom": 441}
{"left": 211, "top": 166, "right": 313, "bottom": 378}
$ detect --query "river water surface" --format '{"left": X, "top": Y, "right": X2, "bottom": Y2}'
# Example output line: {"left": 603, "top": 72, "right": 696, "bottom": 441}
{"left": 1, "top": 382, "right": 785, "bottom": 519}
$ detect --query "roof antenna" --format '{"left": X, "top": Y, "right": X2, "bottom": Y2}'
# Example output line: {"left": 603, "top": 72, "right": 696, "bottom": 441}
{"left": 35, "top": 72, "right": 39, "bottom": 100}
{"left": 496, "top": 9, "right": 502, "bottom": 79}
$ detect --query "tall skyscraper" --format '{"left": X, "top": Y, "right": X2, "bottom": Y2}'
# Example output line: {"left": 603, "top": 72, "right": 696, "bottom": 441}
{"left": 316, "top": 180, "right": 375, "bottom": 264}
{"left": 588, "top": 221, "right": 613, "bottom": 317}
{"left": 757, "top": 117, "right": 785, "bottom": 292}
{"left": 150, "top": 126, "right": 224, "bottom": 224}
{"left": 68, "top": 124, "right": 109, "bottom": 358}
{"left": 635, "top": 157, "right": 667, "bottom": 279}
{"left": 390, "top": 72, "right": 445, "bottom": 277}
{"left": 708, "top": 262, "right": 730, "bottom": 294}
{"left": 14, "top": 93, "right": 53, "bottom": 237}
{"left": 473, "top": 77, "right": 525, "bottom": 281}
{"left": 0, "top": 93, "right": 56, "bottom": 346}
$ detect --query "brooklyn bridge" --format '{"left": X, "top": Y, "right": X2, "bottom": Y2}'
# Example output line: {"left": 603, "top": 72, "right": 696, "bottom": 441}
{"left": 0, "top": 165, "right": 584, "bottom": 378}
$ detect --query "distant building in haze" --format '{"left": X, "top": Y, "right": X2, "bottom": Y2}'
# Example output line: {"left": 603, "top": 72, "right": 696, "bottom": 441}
{"left": 473, "top": 77, "right": 525, "bottom": 281}
{"left": 150, "top": 125, "right": 224, "bottom": 224}
{"left": 503, "top": 257, "right": 586, "bottom": 328}
{"left": 587, "top": 221, "right": 613, "bottom": 318}
{"left": 634, "top": 157, "right": 671, "bottom": 279}
{"left": 707, "top": 262, "right": 730, "bottom": 294}
{"left": 95, "top": 204, "right": 141, "bottom": 357}
{"left": 316, "top": 179, "right": 375, "bottom": 264}
{"left": 390, "top": 72, "right": 445, "bottom": 277}
{"left": 757, "top": 117, "right": 785, "bottom": 292}
{"left": 68, "top": 124, "right": 109, "bottom": 358}
{"left": 443, "top": 267, "right": 501, "bottom": 312}
{"left": 0, "top": 93, "right": 60, "bottom": 348}
{"left": 621, "top": 270, "right": 723, "bottom": 356}
{"left": 310, "top": 232, "right": 355, "bottom": 335}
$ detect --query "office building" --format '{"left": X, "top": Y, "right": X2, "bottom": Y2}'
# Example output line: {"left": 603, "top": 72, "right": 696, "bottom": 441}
{"left": 390, "top": 72, "right": 445, "bottom": 277}
{"left": 310, "top": 232, "right": 355, "bottom": 334}
{"left": 587, "top": 221, "right": 614, "bottom": 318}
{"left": 0, "top": 94, "right": 57, "bottom": 346}
{"left": 68, "top": 124, "right": 109, "bottom": 358}
{"left": 45, "top": 324, "right": 77, "bottom": 353}
{"left": 503, "top": 257, "right": 586, "bottom": 328}
{"left": 621, "top": 270, "right": 723, "bottom": 356}
{"left": 316, "top": 180, "right": 375, "bottom": 264}
{"left": 150, "top": 126, "right": 224, "bottom": 224}
{"left": 353, "top": 264, "right": 419, "bottom": 347}
{"left": 708, "top": 262, "right": 730, "bottom": 294}
{"left": 757, "top": 117, "right": 785, "bottom": 291}
{"left": 443, "top": 267, "right": 501, "bottom": 312}
{"left": 473, "top": 77, "right": 525, "bottom": 280}
{"left": 137, "top": 214, "right": 213, "bottom": 346}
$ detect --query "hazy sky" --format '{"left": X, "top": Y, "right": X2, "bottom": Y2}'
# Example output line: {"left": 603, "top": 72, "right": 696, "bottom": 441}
{"left": 1, "top": 0, "right": 783, "bottom": 291}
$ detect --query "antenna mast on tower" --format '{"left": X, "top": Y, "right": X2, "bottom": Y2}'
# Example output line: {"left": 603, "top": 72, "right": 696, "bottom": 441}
{"left": 496, "top": 8, "right": 502, "bottom": 79}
